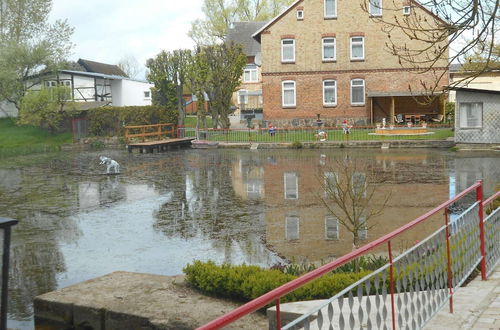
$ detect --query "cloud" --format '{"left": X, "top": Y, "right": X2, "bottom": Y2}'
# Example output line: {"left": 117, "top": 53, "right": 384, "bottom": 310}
{"left": 50, "top": 0, "right": 204, "bottom": 69}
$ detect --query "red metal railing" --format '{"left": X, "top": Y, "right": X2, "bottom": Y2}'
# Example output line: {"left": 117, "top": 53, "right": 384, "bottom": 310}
{"left": 197, "top": 181, "right": 499, "bottom": 329}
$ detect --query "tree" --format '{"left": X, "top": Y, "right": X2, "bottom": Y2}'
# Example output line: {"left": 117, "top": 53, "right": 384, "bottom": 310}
{"left": 186, "top": 47, "right": 210, "bottom": 136}
{"left": 0, "top": 0, "right": 74, "bottom": 111}
{"left": 462, "top": 42, "right": 500, "bottom": 71}
{"left": 117, "top": 54, "right": 142, "bottom": 79}
{"left": 146, "top": 49, "right": 191, "bottom": 127}
{"left": 18, "top": 85, "right": 76, "bottom": 133}
{"left": 320, "top": 158, "right": 390, "bottom": 254}
{"left": 189, "top": 0, "right": 294, "bottom": 45}
{"left": 361, "top": 0, "right": 499, "bottom": 94}
{"left": 204, "top": 42, "right": 247, "bottom": 128}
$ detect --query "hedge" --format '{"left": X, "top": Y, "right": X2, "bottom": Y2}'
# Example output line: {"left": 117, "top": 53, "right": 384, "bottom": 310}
{"left": 86, "top": 105, "right": 178, "bottom": 137}
{"left": 183, "top": 260, "right": 371, "bottom": 304}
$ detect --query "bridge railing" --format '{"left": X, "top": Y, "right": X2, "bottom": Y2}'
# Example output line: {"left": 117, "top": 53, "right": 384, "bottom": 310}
{"left": 0, "top": 217, "right": 18, "bottom": 330}
{"left": 124, "top": 123, "right": 176, "bottom": 144}
{"left": 197, "top": 181, "right": 499, "bottom": 329}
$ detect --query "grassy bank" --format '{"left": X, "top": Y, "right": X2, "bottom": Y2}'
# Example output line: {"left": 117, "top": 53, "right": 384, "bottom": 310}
{"left": 0, "top": 118, "right": 72, "bottom": 158}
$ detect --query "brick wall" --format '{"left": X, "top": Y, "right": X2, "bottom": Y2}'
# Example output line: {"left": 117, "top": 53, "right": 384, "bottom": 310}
{"left": 259, "top": 0, "right": 449, "bottom": 123}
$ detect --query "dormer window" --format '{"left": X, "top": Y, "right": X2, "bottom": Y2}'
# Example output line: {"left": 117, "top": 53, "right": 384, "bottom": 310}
{"left": 403, "top": 6, "right": 411, "bottom": 15}
{"left": 297, "top": 10, "right": 304, "bottom": 20}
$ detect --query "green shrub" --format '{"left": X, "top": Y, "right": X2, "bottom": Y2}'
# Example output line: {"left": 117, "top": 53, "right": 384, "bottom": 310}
{"left": 291, "top": 141, "right": 303, "bottom": 149}
{"left": 87, "top": 105, "right": 178, "bottom": 137}
{"left": 183, "top": 260, "right": 371, "bottom": 304}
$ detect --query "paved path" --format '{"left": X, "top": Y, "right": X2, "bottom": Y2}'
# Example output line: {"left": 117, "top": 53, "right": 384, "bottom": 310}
{"left": 425, "top": 266, "right": 500, "bottom": 329}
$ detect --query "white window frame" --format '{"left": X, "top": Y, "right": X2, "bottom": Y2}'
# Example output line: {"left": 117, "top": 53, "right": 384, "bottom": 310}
{"left": 369, "top": 0, "right": 382, "bottom": 16}
{"left": 284, "top": 172, "right": 298, "bottom": 199}
{"left": 324, "top": 0, "right": 337, "bottom": 18}
{"left": 324, "top": 171, "right": 338, "bottom": 197}
{"left": 358, "top": 216, "right": 368, "bottom": 241}
{"left": 238, "top": 89, "right": 248, "bottom": 104}
{"left": 285, "top": 215, "right": 300, "bottom": 240}
{"left": 323, "top": 80, "right": 337, "bottom": 106}
{"left": 325, "top": 215, "right": 339, "bottom": 240}
{"left": 322, "top": 37, "right": 336, "bottom": 61}
{"left": 144, "top": 91, "right": 151, "bottom": 99}
{"left": 281, "top": 39, "right": 295, "bottom": 62}
{"left": 459, "top": 102, "right": 483, "bottom": 128}
{"left": 350, "top": 36, "right": 365, "bottom": 60}
{"left": 403, "top": 5, "right": 411, "bottom": 15}
{"left": 351, "top": 79, "right": 365, "bottom": 105}
{"left": 243, "top": 67, "right": 258, "bottom": 82}
{"left": 352, "top": 172, "right": 367, "bottom": 197}
{"left": 282, "top": 80, "right": 296, "bottom": 107}
{"left": 297, "top": 10, "right": 304, "bottom": 20}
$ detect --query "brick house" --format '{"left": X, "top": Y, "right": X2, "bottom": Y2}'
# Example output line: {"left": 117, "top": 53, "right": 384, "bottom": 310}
{"left": 227, "top": 21, "right": 267, "bottom": 121}
{"left": 252, "top": 0, "right": 449, "bottom": 127}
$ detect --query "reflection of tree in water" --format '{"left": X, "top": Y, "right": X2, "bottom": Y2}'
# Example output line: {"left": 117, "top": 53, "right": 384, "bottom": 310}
{"left": 0, "top": 167, "right": 80, "bottom": 320}
{"left": 153, "top": 152, "right": 271, "bottom": 264}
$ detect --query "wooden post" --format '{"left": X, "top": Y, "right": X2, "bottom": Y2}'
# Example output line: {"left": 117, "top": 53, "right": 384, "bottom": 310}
{"left": 390, "top": 96, "right": 395, "bottom": 124}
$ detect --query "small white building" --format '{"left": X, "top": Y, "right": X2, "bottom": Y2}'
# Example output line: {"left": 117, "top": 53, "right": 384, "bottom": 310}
{"left": 35, "top": 70, "right": 153, "bottom": 107}
{"left": 1, "top": 59, "right": 153, "bottom": 118}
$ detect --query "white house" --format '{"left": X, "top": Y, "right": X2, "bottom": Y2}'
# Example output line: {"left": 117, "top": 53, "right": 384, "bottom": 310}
{"left": 0, "top": 59, "right": 153, "bottom": 118}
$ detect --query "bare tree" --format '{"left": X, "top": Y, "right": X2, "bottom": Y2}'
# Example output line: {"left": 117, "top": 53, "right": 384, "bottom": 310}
{"left": 117, "top": 54, "right": 142, "bottom": 79}
{"left": 361, "top": 0, "right": 499, "bottom": 95}
{"left": 319, "top": 158, "right": 390, "bottom": 252}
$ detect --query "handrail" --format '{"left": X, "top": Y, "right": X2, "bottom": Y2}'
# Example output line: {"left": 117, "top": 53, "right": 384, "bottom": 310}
{"left": 197, "top": 181, "right": 483, "bottom": 329}
{"left": 483, "top": 190, "right": 500, "bottom": 208}
{"left": 124, "top": 123, "right": 176, "bottom": 144}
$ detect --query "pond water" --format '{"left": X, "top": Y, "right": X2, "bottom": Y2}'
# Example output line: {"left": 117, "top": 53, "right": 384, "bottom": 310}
{"left": 0, "top": 148, "right": 498, "bottom": 329}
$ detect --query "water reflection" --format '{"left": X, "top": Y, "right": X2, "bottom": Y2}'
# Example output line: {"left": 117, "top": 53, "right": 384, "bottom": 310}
{"left": 0, "top": 149, "right": 498, "bottom": 329}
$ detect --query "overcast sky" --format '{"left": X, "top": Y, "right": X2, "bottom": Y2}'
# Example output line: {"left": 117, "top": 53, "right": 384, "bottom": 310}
{"left": 50, "top": 0, "right": 204, "bottom": 78}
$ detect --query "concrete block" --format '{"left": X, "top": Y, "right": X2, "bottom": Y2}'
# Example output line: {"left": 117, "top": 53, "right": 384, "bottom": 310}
{"left": 33, "top": 297, "right": 73, "bottom": 326}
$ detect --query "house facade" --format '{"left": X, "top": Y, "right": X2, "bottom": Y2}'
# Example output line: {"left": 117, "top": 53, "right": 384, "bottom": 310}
{"left": 449, "top": 64, "right": 500, "bottom": 102}
{"left": 454, "top": 88, "right": 500, "bottom": 144}
{"left": 227, "top": 22, "right": 267, "bottom": 121}
{"left": 253, "top": 0, "right": 449, "bottom": 126}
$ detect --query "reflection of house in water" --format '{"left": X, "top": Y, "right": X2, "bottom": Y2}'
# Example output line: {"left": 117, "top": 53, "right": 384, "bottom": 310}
{"left": 77, "top": 178, "right": 158, "bottom": 209}
{"left": 231, "top": 157, "right": 265, "bottom": 201}
{"left": 451, "top": 155, "right": 499, "bottom": 197}
{"left": 260, "top": 152, "right": 450, "bottom": 264}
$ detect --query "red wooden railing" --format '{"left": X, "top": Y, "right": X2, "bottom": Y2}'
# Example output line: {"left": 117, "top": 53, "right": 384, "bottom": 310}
{"left": 197, "top": 181, "right": 499, "bottom": 329}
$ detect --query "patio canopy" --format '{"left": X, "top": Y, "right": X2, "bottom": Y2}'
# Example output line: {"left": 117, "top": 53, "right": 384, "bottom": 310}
{"left": 367, "top": 91, "right": 444, "bottom": 97}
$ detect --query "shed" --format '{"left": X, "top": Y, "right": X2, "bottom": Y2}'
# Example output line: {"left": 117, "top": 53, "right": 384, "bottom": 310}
{"left": 454, "top": 87, "right": 500, "bottom": 144}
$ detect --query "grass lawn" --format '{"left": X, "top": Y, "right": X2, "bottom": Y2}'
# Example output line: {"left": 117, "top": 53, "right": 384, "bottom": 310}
{"left": 183, "top": 115, "right": 213, "bottom": 128}
{"left": 0, "top": 118, "right": 72, "bottom": 157}
{"left": 185, "top": 127, "right": 454, "bottom": 143}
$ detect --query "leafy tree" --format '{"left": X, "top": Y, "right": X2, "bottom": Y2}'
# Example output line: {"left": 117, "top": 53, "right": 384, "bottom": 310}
{"left": 0, "top": 0, "right": 74, "bottom": 111}
{"left": 189, "top": 0, "right": 293, "bottom": 45}
{"left": 146, "top": 49, "right": 191, "bottom": 127}
{"left": 18, "top": 86, "right": 76, "bottom": 133}
{"left": 186, "top": 47, "right": 210, "bottom": 136}
{"left": 361, "top": 0, "right": 499, "bottom": 94}
{"left": 204, "top": 42, "right": 247, "bottom": 128}
{"left": 462, "top": 42, "right": 500, "bottom": 71}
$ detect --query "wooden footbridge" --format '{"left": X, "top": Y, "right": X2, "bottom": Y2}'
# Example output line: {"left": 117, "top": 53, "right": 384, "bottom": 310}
{"left": 124, "top": 124, "right": 195, "bottom": 153}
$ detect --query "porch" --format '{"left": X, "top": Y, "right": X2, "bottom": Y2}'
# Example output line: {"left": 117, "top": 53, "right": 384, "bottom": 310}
{"left": 368, "top": 91, "right": 447, "bottom": 125}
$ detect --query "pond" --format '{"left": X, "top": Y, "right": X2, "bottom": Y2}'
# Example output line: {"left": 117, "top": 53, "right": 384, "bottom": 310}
{"left": 1, "top": 148, "right": 498, "bottom": 329}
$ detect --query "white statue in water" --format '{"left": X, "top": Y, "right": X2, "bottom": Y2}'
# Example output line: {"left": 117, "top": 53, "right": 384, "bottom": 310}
{"left": 99, "top": 156, "right": 120, "bottom": 174}
{"left": 382, "top": 118, "right": 386, "bottom": 129}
